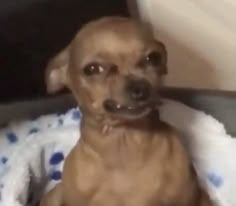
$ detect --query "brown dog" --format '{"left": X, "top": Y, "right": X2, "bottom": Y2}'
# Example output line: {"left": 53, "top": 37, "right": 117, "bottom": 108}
{"left": 40, "top": 16, "right": 213, "bottom": 206}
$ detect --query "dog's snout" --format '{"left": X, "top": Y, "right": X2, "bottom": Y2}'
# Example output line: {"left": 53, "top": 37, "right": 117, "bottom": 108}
{"left": 126, "top": 80, "right": 151, "bottom": 102}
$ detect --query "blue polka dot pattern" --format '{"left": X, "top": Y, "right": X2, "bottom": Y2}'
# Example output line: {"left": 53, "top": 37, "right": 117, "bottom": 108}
{"left": 207, "top": 172, "right": 223, "bottom": 188}
{"left": 49, "top": 152, "right": 64, "bottom": 165}
{"left": 1, "top": 157, "right": 8, "bottom": 164}
{"left": 72, "top": 110, "right": 81, "bottom": 120}
{"left": 50, "top": 171, "right": 62, "bottom": 181}
{"left": 6, "top": 132, "right": 18, "bottom": 143}
{"left": 29, "top": 128, "right": 39, "bottom": 134}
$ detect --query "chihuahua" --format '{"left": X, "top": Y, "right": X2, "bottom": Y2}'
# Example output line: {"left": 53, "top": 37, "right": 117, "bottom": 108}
{"left": 40, "top": 16, "right": 213, "bottom": 206}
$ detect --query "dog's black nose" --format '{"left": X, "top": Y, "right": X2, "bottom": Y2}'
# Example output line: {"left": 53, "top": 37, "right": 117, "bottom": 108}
{"left": 126, "top": 79, "right": 151, "bottom": 102}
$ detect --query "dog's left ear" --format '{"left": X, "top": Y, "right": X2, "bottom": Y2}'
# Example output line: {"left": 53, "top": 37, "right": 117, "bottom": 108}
{"left": 156, "top": 41, "right": 168, "bottom": 75}
{"left": 45, "top": 46, "right": 70, "bottom": 94}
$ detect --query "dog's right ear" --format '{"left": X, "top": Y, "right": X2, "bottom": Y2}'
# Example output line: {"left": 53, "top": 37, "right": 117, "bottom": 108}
{"left": 45, "top": 46, "right": 70, "bottom": 94}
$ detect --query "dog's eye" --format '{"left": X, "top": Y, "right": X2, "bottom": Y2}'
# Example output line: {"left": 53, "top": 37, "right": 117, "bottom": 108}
{"left": 144, "top": 51, "right": 162, "bottom": 66}
{"left": 83, "top": 63, "right": 104, "bottom": 76}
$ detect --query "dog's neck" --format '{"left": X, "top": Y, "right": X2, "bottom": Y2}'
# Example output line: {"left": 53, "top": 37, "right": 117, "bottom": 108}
{"left": 78, "top": 110, "right": 161, "bottom": 168}
{"left": 80, "top": 109, "right": 160, "bottom": 134}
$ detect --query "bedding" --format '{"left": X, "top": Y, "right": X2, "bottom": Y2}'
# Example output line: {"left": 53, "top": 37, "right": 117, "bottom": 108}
{"left": 0, "top": 99, "right": 235, "bottom": 206}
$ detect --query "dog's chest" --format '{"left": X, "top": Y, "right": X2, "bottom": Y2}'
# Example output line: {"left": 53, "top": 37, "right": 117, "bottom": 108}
{"left": 64, "top": 124, "right": 194, "bottom": 206}
{"left": 72, "top": 130, "right": 174, "bottom": 206}
{"left": 75, "top": 156, "right": 165, "bottom": 206}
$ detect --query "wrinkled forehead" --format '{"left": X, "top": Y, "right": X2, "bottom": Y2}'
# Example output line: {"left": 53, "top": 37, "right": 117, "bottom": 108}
{"left": 71, "top": 21, "right": 154, "bottom": 67}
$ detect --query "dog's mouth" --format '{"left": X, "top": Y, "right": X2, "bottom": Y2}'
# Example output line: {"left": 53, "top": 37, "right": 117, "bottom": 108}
{"left": 103, "top": 99, "right": 153, "bottom": 119}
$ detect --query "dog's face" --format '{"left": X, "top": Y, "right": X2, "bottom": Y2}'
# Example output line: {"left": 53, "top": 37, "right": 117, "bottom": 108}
{"left": 46, "top": 17, "right": 167, "bottom": 120}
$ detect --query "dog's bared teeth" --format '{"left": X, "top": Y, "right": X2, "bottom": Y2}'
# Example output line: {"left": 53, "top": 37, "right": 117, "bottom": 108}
{"left": 116, "top": 104, "right": 121, "bottom": 109}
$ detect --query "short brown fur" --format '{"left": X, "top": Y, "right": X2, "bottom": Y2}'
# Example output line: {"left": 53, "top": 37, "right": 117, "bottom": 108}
{"left": 40, "top": 16, "right": 213, "bottom": 206}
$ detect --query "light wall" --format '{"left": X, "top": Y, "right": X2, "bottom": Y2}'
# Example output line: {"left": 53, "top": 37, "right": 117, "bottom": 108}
{"left": 129, "top": 0, "right": 236, "bottom": 91}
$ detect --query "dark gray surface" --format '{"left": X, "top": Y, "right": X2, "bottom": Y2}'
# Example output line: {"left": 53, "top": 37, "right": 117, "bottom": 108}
{"left": 162, "top": 88, "right": 236, "bottom": 136}
{"left": 0, "top": 94, "right": 75, "bottom": 126}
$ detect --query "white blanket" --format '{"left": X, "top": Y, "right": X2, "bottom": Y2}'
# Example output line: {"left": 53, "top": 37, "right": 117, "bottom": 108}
{"left": 0, "top": 99, "right": 235, "bottom": 206}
